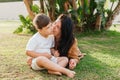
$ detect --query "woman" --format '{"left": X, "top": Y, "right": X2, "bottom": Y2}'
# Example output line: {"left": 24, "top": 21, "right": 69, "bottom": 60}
{"left": 53, "top": 14, "right": 84, "bottom": 70}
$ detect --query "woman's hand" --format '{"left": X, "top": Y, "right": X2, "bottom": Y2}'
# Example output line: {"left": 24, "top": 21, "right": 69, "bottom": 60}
{"left": 69, "top": 59, "right": 77, "bottom": 70}
{"left": 53, "top": 50, "right": 60, "bottom": 57}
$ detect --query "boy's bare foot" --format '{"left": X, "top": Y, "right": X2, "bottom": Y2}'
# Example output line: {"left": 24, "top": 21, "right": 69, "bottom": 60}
{"left": 66, "top": 70, "right": 76, "bottom": 78}
{"left": 48, "top": 70, "right": 62, "bottom": 76}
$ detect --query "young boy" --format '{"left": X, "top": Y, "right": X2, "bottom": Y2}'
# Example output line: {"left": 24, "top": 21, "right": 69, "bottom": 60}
{"left": 26, "top": 14, "right": 75, "bottom": 77}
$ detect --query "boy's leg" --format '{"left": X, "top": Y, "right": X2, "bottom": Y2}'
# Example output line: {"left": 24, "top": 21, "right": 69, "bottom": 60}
{"left": 47, "top": 70, "right": 62, "bottom": 75}
{"left": 48, "top": 57, "right": 68, "bottom": 75}
{"left": 57, "top": 57, "right": 68, "bottom": 67}
{"left": 36, "top": 56, "right": 75, "bottom": 78}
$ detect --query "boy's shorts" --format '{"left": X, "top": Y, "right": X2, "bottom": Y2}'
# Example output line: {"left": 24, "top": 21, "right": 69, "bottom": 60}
{"left": 31, "top": 56, "right": 57, "bottom": 70}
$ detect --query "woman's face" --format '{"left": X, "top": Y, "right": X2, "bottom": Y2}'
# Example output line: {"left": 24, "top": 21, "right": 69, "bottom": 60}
{"left": 53, "top": 19, "right": 61, "bottom": 37}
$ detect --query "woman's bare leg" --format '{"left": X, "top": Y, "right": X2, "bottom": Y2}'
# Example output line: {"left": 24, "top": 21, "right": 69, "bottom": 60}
{"left": 36, "top": 56, "right": 75, "bottom": 78}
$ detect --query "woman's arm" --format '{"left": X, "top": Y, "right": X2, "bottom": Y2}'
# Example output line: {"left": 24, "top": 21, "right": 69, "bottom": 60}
{"left": 68, "top": 38, "right": 84, "bottom": 69}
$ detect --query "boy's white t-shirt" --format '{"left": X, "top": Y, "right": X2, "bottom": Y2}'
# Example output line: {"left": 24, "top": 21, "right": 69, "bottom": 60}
{"left": 26, "top": 32, "right": 54, "bottom": 54}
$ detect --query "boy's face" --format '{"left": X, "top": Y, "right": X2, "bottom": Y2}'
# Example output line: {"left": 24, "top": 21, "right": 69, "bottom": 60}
{"left": 39, "top": 22, "right": 53, "bottom": 36}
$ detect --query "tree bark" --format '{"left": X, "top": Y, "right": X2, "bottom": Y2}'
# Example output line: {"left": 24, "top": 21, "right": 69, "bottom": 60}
{"left": 105, "top": 1, "right": 120, "bottom": 30}
{"left": 95, "top": 14, "right": 101, "bottom": 31}
{"left": 39, "top": 0, "right": 44, "bottom": 13}
{"left": 64, "top": 1, "right": 70, "bottom": 12}
{"left": 23, "top": 0, "right": 35, "bottom": 20}
{"left": 72, "top": 0, "right": 77, "bottom": 10}
{"left": 47, "top": 0, "right": 56, "bottom": 21}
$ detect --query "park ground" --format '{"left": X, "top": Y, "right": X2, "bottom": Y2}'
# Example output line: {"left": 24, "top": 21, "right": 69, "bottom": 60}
{"left": 0, "top": 21, "right": 120, "bottom": 80}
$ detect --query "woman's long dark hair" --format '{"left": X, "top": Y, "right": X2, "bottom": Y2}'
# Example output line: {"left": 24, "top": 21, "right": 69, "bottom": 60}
{"left": 57, "top": 14, "right": 75, "bottom": 57}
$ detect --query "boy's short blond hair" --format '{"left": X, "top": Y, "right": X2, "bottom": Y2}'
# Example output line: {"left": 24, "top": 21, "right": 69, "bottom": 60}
{"left": 33, "top": 14, "right": 50, "bottom": 29}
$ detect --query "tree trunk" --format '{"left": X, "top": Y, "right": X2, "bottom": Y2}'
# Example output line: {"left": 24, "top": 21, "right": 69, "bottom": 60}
{"left": 23, "top": 0, "right": 35, "bottom": 20}
{"left": 95, "top": 14, "right": 102, "bottom": 31}
{"left": 39, "top": 0, "right": 44, "bottom": 13}
{"left": 47, "top": 0, "right": 56, "bottom": 21}
{"left": 64, "top": 1, "right": 69, "bottom": 12}
{"left": 104, "top": 1, "right": 120, "bottom": 30}
{"left": 72, "top": 0, "right": 77, "bottom": 10}
{"left": 63, "top": 0, "right": 77, "bottom": 12}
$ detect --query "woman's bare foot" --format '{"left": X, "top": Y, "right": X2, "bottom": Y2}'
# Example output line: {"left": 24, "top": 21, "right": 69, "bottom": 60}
{"left": 48, "top": 70, "right": 62, "bottom": 76}
{"left": 66, "top": 70, "right": 76, "bottom": 78}
{"left": 79, "top": 53, "right": 86, "bottom": 59}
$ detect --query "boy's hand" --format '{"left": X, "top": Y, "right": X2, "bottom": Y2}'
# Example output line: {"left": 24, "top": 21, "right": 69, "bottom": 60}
{"left": 53, "top": 50, "right": 60, "bottom": 57}
{"left": 44, "top": 53, "right": 53, "bottom": 59}
{"left": 27, "top": 57, "right": 32, "bottom": 67}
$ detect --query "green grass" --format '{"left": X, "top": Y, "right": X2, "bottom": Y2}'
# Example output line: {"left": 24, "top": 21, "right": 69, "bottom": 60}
{"left": 75, "top": 31, "right": 120, "bottom": 80}
{"left": 0, "top": 21, "right": 120, "bottom": 80}
{"left": 0, "top": 0, "right": 22, "bottom": 2}
{"left": 110, "top": 24, "right": 120, "bottom": 32}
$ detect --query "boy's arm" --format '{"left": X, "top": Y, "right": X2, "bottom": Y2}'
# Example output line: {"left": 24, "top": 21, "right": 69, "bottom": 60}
{"left": 26, "top": 50, "right": 52, "bottom": 59}
{"left": 50, "top": 48, "right": 55, "bottom": 55}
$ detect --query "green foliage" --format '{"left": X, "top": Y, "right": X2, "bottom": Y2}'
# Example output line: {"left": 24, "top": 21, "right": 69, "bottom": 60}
{"left": 110, "top": 0, "right": 118, "bottom": 2}
{"left": 14, "top": 15, "right": 36, "bottom": 34}
{"left": 70, "top": 0, "right": 97, "bottom": 31}
{"left": 18, "top": 0, "right": 119, "bottom": 34}
{"left": 31, "top": 4, "right": 40, "bottom": 14}
{"left": 14, "top": 4, "right": 40, "bottom": 34}
{"left": 83, "top": 0, "right": 91, "bottom": 15}
{"left": 95, "top": 0, "right": 106, "bottom": 13}
{"left": 69, "top": 0, "right": 119, "bottom": 31}
{"left": 69, "top": 0, "right": 90, "bottom": 28}
{"left": 55, "top": 0, "right": 67, "bottom": 15}
{"left": 73, "top": 0, "right": 117, "bottom": 31}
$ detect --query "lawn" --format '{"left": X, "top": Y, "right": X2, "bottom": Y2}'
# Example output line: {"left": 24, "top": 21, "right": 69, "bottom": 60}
{"left": 0, "top": 0, "right": 22, "bottom": 2}
{"left": 0, "top": 21, "right": 120, "bottom": 80}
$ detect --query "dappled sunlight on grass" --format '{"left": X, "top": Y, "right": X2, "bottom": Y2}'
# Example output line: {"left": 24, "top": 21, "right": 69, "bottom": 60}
{"left": 110, "top": 24, "right": 120, "bottom": 32}
{"left": 91, "top": 52, "right": 120, "bottom": 67}
{"left": 75, "top": 54, "right": 119, "bottom": 80}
